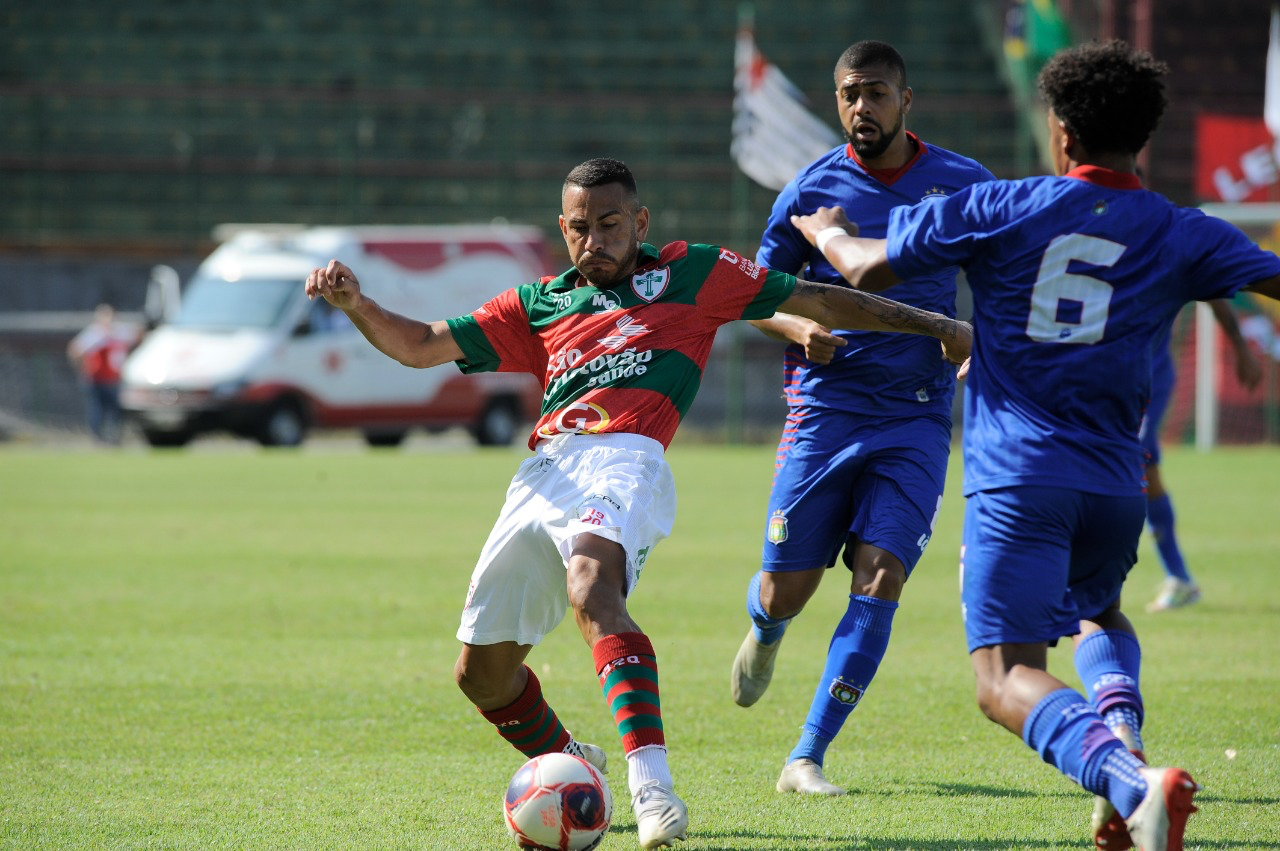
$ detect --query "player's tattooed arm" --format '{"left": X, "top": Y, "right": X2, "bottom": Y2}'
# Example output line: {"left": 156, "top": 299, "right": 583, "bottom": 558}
{"left": 778, "top": 279, "right": 972, "bottom": 365}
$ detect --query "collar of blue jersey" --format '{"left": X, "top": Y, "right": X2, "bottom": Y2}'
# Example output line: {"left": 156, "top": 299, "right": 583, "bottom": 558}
{"left": 547, "top": 242, "right": 661, "bottom": 291}
{"left": 1065, "top": 164, "right": 1143, "bottom": 190}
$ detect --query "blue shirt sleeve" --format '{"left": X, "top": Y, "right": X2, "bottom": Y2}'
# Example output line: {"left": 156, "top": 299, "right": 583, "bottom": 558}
{"left": 1175, "top": 209, "right": 1280, "bottom": 301}
{"left": 885, "top": 187, "right": 989, "bottom": 280}
{"left": 755, "top": 180, "right": 810, "bottom": 275}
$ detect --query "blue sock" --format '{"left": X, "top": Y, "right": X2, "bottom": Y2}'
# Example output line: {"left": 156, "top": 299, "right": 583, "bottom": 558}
{"left": 1074, "top": 630, "right": 1145, "bottom": 751}
{"left": 1023, "top": 689, "right": 1148, "bottom": 818}
{"left": 789, "top": 594, "right": 897, "bottom": 765}
{"left": 746, "top": 571, "right": 790, "bottom": 645}
{"left": 1147, "top": 493, "right": 1192, "bottom": 582}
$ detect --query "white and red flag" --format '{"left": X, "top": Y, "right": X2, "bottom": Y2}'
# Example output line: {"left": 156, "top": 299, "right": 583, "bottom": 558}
{"left": 732, "top": 27, "right": 841, "bottom": 191}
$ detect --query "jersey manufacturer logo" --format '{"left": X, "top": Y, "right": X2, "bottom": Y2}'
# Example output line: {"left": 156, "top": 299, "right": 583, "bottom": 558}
{"left": 598, "top": 314, "right": 649, "bottom": 350}
{"left": 537, "top": 401, "right": 611, "bottom": 437}
{"left": 632, "top": 267, "right": 670, "bottom": 302}
{"left": 1092, "top": 200, "right": 1109, "bottom": 216}
{"left": 767, "top": 510, "right": 789, "bottom": 543}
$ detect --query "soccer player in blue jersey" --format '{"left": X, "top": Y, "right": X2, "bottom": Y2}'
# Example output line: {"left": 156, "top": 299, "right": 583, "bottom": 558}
{"left": 788, "top": 39, "right": 1280, "bottom": 851}
{"left": 1142, "top": 301, "right": 1261, "bottom": 612}
{"left": 729, "top": 40, "right": 994, "bottom": 796}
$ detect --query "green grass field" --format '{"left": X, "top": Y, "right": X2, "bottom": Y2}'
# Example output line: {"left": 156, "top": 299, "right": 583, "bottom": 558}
{"left": 2, "top": 442, "right": 1278, "bottom": 850}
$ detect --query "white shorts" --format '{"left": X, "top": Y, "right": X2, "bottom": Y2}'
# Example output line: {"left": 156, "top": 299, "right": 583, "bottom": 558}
{"left": 457, "top": 433, "right": 677, "bottom": 647}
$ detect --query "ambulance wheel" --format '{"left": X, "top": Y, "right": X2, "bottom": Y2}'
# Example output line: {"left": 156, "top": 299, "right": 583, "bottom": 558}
{"left": 257, "top": 399, "right": 308, "bottom": 447}
{"left": 473, "top": 398, "right": 519, "bottom": 446}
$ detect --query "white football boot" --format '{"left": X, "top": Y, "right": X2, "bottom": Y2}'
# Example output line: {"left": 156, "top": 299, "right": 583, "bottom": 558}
{"left": 631, "top": 780, "right": 688, "bottom": 849}
{"left": 730, "top": 629, "right": 783, "bottom": 707}
{"left": 1124, "top": 766, "right": 1200, "bottom": 851}
{"left": 565, "top": 740, "right": 608, "bottom": 774}
{"left": 776, "top": 759, "right": 845, "bottom": 796}
{"left": 1145, "top": 578, "right": 1201, "bottom": 613}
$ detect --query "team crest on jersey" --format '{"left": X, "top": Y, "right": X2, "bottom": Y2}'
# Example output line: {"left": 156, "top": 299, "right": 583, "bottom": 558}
{"left": 632, "top": 267, "right": 670, "bottom": 302}
{"left": 767, "top": 510, "right": 789, "bottom": 543}
{"left": 598, "top": 314, "right": 649, "bottom": 350}
{"left": 828, "top": 677, "right": 865, "bottom": 707}
{"left": 1092, "top": 199, "right": 1109, "bottom": 216}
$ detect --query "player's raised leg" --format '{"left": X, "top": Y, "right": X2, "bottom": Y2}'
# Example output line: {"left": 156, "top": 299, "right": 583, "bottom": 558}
{"left": 734, "top": 420, "right": 857, "bottom": 709}
{"left": 733, "top": 567, "right": 822, "bottom": 706}
{"left": 964, "top": 488, "right": 1199, "bottom": 850}
{"left": 455, "top": 643, "right": 604, "bottom": 770}
{"left": 1076, "top": 616, "right": 1146, "bottom": 849}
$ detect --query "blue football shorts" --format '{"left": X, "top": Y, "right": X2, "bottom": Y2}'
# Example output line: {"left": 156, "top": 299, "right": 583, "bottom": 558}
{"left": 761, "top": 407, "right": 951, "bottom": 576}
{"left": 960, "top": 486, "right": 1146, "bottom": 653}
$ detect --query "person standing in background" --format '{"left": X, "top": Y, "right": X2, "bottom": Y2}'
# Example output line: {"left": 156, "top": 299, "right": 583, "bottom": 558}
{"left": 67, "top": 304, "right": 138, "bottom": 444}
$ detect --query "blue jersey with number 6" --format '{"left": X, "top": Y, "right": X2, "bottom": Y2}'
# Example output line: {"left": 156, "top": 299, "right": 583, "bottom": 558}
{"left": 886, "top": 165, "right": 1280, "bottom": 498}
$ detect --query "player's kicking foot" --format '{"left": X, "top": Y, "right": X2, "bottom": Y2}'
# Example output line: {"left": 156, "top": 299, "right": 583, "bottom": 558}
{"left": 632, "top": 780, "right": 688, "bottom": 849}
{"left": 730, "top": 629, "right": 783, "bottom": 707}
{"left": 565, "top": 740, "right": 608, "bottom": 774}
{"left": 1145, "top": 578, "right": 1201, "bottom": 613}
{"left": 776, "top": 758, "right": 845, "bottom": 796}
{"left": 1123, "top": 766, "right": 1199, "bottom": 851}
{"left": 1092, "top": 727, "right": 1144, "bottom": 850}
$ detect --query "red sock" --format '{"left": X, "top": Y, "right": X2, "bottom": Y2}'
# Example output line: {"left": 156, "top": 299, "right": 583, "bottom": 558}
{"left": 478, "top": 666, "right": 571, "bottom": 758}
{"left": 593, "top": 632, "right": 665, "bottom": 754}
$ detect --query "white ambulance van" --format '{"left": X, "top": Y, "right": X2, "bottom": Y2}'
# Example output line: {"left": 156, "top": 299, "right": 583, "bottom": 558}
{"left": 121, "top": 224, "right": 552, "bottom": 447}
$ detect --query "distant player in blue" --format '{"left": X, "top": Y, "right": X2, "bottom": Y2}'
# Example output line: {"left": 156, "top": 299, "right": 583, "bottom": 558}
{"left": 730, "top": 40, "right": 994, "bottom": 796}
{"left": 1142, "top": 301, "right": 1261, "bottom": 613}
{"left": 789, "top": 40, "right": 1280, "bottom": 851}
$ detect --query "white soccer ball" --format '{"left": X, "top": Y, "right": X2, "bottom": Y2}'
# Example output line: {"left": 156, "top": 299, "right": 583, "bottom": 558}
{"left": 503, "top": 752, "right": 612, "bottom": 851}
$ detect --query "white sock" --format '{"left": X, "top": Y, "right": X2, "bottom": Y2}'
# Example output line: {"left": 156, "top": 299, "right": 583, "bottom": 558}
{"left": 626, "top": 745, "right": 673, "bottom": 797}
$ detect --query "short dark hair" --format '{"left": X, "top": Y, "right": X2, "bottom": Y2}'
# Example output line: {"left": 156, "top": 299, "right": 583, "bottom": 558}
{"left": 1037, "top": 39, "right": 1168, "bottom": 155}
{"left": 563, "top": 158, "right": 638, "bottom": 197}
{"left": 835, "top": 41, "right": 908, "bottom": 88}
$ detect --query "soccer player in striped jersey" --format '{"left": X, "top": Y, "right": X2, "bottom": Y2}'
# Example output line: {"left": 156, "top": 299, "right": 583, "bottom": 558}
{"left": 729, "top": 40, "right": 995, "bottom": 797}
{"left": 305, "top": 157, "right": 970, "bottom": 850}
{"left": 789, "top": 41, "right": 1280, "bottom": 851}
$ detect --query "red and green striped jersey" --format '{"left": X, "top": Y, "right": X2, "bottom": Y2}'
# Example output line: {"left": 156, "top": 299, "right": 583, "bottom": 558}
{"left": 445, "top": 241, "right": 796, "bottom": 449}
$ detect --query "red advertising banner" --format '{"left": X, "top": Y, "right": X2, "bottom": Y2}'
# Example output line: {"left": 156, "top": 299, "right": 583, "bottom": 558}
{"left": 1196, "top": 114, "right": 1279, "bottom": 202}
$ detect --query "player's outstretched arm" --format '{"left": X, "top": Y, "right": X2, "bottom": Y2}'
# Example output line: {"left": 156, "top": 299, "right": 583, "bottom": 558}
{"left": 776, "top": 280, "right": 971, "bottom": 365}
{"left": 305, "top": 259, "right": 464, "bottom": 369}
{"left": 790, "top": 206, "right": 902, "bottom": 292}
{"left": 1209, "top": 298, "right": 1263, "bottom": 390}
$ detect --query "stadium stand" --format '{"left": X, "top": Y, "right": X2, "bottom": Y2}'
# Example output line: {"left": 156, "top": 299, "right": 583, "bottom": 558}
{"left": 1, "top": 0, "right": 1020, "bottom": 254}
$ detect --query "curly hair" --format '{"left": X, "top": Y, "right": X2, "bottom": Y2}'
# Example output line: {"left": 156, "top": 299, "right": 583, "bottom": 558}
{"left": 1037, "top": 40, "right": 1168, "bottom": 155}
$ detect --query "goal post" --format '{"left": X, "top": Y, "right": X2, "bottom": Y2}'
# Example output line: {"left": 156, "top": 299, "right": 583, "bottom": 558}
{"left": 1188, "top": 203, "right": 1280, "bottom": 450}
